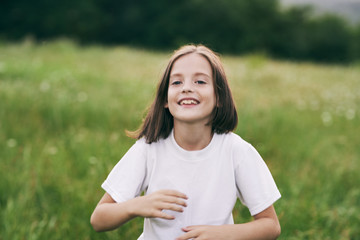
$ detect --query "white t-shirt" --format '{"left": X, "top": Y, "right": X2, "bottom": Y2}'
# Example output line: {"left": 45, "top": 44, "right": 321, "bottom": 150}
{"left": 102, "top": 131, "right": 281, "bottom": 240}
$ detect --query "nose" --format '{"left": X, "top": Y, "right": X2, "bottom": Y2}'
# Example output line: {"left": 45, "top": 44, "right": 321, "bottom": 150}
{"left": 181, "top": 80, "right": 193, "bottom": 93}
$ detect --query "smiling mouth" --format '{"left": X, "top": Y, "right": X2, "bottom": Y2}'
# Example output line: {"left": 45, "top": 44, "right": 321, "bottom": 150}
{"left": 179, "top": 99, "right": 199, "bottom": 105}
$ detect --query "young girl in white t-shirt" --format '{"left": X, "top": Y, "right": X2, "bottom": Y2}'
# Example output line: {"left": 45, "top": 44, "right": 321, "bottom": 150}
{"left": 91, "top": 45, "right": 281, "bottom": 240}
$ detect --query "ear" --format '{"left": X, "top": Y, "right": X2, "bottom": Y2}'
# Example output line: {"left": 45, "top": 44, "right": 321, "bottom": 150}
{"left": 164, "top": 102, "right": 168, "bottom": 108}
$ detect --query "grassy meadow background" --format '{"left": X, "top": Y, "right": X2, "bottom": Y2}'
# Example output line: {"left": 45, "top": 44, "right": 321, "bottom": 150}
{"left": 1, "top": 39, "right": 359, "bottom": 239}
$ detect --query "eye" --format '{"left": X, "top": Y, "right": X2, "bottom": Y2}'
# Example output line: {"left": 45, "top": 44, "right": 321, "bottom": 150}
{"left": 171, "top": 80, "right": 182, "bottom": 85}
{"left": 195, "top": 80, "right": 207, "bottom": 84}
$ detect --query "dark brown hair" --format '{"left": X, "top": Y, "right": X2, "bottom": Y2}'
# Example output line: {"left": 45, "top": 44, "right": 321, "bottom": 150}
{"left": 128, "top": 44, "right": 238, "bottom": 143}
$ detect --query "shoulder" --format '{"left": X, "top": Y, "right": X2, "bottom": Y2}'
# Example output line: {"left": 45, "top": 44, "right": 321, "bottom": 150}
{"left": 134, "top": 136, "right": 164, "bottom": 148}
{"left": 123, "top": 137, "right": 154, "bottom": 160}
{"left": 132, "top": 136, "right": 169, "bottom": 154}
{"left": 217, "top": 132, "right": 261, "bottom": 163}
{"left": 131, "top": 137, "right": 148, "bottom": 152}
{"left": 219, "top": 132, "right": 251, "bottom": 151}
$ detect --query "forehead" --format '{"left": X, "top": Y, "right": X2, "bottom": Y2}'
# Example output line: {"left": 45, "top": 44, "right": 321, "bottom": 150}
{"left": 170, "top": 53, "right": 212, "bottom": 77}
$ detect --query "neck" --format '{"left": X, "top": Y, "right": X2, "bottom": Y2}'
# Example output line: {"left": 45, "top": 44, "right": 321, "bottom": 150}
{"left": 173, "top": 123, "right": 213, "bottom": 151}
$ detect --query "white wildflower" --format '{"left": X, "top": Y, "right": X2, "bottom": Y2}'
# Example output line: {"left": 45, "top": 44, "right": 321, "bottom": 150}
{"left": 40, "top": 82, "right": 51, "bottom": 92}
{"left": 7, "top": 138, "right": 17, "bottom": 148}
{"left": 345, "top": 109, "right": 355, "bottom": 120}
{"left": 47, "top": 146, "right": 58, "bottom": 155}
{"left": 77, "top": 92, "right": 88, "bottom": 102}
{"left": 89, "top": 156, "right": 98, "bottom": 165}
{"left": 321, "top": 112, "right": 332, "bottom": 126}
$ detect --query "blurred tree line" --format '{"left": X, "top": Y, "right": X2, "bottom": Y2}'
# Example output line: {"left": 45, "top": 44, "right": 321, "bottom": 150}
{"left": 1, "top": 0, "right": 360, "bottom": 63}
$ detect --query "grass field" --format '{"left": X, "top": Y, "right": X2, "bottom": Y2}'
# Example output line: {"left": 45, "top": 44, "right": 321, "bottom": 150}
{"left": 1, "top": 39, "right": 359, "bottom": 239}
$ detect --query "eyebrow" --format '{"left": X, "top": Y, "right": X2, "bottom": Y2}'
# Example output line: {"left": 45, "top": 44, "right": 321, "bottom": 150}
{"left": 170, "top": 72, "right": 211, "bottom": 78}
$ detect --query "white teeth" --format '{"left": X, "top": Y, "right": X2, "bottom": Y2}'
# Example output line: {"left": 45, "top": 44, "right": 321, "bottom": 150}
{"left": 180, "top": 99, "right": 198, "bottom": 105}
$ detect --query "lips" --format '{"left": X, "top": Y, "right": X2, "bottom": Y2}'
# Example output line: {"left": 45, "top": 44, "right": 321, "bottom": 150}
{"left": 178, "top": 98, "right": 199, "bottom": 105}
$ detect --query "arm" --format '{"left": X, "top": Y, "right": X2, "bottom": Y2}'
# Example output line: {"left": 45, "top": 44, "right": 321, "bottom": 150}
{"left": 176, "top": 205, "right": 280, "bottom": 240}
{"left": 90, "top": 190, "right": 188, "bottom": 232}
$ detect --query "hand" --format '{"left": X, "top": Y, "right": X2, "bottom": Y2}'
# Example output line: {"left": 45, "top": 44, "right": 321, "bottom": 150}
{"left": 132, "top": 189, "right": 188, "bottom": 220}
{"left": 176, "top": 225, "right": 225, "bottom": 240}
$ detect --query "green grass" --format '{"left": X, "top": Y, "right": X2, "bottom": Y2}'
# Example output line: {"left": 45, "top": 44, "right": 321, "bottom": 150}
{"left": 1, "top": 39, "right": 359, "bottom": 239}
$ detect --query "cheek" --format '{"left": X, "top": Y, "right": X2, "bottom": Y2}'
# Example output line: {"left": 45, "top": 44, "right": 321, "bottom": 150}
{"left": 166, "top": 89, "right": 176, "bottom": 103}
{"left": 164, "top": 89, "right": 170, "bottom": 108}
{"left": 164, "top": 95, "right": 174, "bottom": 109}
{"left": 209, "top": 89, "right": 217, "bottom": 104}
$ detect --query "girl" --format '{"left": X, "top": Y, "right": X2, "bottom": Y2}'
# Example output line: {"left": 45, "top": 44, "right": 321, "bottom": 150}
{"left": 91, "top": 45, "right": 281, "bottom": 239}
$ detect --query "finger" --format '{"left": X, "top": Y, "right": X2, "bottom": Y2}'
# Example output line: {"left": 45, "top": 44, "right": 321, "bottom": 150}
{"left": 159, "top": 189, "right": 188, "bottom": 199}
{"left": 176, "top": 229, "right": 198, "bottom": 240}
{"left": 163, "top": 196, "right": 187, "bottom": 207}
{"left": 181, "top": 225, "right": 201, "bottom": 232}
{"left": 160, "top": 203, "right": 184, "bottom": 213}
{"left": 154, "top": 210, "right": 175, "bottom": 220}
{"left": 181, "top": 226, "right": 190, "bottom": 232}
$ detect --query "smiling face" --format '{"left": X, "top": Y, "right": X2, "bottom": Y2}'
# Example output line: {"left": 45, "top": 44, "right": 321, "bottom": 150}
{"left": 165, "top": 53, "right": 217, "bottom": 126}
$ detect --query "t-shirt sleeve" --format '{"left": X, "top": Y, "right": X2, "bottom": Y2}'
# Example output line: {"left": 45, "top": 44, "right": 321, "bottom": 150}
{"left": 101, "top": 139, "right": 149, "bottom": 203}
{"left": 234, "top": 141, "right": 281, "bottom": 216}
